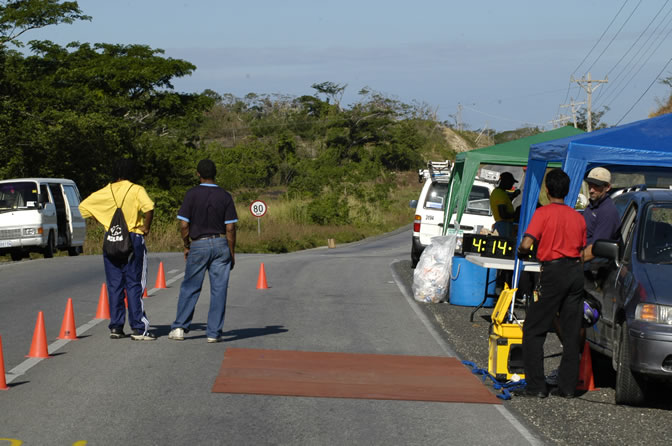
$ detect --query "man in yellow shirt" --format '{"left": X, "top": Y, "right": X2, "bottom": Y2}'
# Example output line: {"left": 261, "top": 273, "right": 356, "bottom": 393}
{"left": 79, "top": 160, "right": 156, "bottom": 340}
{"left": 489, "top": 172, "right": 519, "bottom": 237}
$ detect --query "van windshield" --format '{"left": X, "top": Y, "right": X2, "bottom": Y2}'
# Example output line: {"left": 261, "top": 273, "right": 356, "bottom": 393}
{"left": 0, "top": 181, "right": 39, "bottom": 212}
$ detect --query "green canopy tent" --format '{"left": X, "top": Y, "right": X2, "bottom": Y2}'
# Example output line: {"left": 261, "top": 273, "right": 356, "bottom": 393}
{"left": 442, "top": 126, "right": 585, "bottom": 233}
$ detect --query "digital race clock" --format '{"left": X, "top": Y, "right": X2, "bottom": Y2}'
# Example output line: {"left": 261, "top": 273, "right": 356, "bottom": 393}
{"left": 462, "top": 233, "right": 536, "bottom": 260}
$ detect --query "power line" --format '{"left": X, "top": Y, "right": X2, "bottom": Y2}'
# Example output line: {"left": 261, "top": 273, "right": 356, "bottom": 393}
{"left": 595, "top": 2, "right": 672, "bottom": 107}
{"left": 616, "top": 55, "right": 672, "bottom": 125}
{"left": 605, "top": 0, "right": 669, "bottom": 78}
{"left": 599, "top": 11, "right": 672, "bottom": 110}
{"left": 572, "top": 0, "right": 630, "bottom": 76}
{"left": 585, "top": 0, "right": 643, "bottom": 74}
{"left": 461, "top": 105, "right": 546, "bottom": 127}
{"left": 556, "top": 0, "right": 629, "bottom": 122}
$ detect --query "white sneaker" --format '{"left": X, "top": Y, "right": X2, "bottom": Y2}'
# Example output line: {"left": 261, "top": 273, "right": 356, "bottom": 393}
{"left": 207, "top": 336, "right": 221, "bottom": 343}
{"left": 168, "top": 328, "right": 184, "bottom": 340}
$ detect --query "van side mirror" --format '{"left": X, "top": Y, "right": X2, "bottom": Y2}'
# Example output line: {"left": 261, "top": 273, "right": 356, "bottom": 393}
{"left": 409, "top": 200, "right": 418, "bottom": 208}
{"left": 593, "top": 239, "right": 619, "bottom": 260}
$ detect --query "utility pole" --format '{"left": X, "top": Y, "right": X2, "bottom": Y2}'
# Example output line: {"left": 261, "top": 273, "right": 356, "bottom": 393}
{"left": 456, "top": 103, "right": 463, "bottom": 131}
{"left": 549, "top": 115, "right": 571, "bottom": 129}
{"left": 475, "top": 122, "right": 489, "bottom": 145}
{"left": 570, "top": 73, "right": 608, "bottom": 131}
{"left": 560, "top": 98, "right": 586, "bottom": 128}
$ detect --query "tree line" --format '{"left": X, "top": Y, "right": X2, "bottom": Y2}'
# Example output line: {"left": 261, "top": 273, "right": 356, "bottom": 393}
{"left": 0, "top": 1, "right": 457, "bottom": 225}
{"left": 3, "top": 1, "right": 671, "bottom": 227}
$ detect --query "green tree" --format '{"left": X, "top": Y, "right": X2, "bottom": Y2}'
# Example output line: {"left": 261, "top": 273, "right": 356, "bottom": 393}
{"left": 0, "top": 0, "right": 90, "bottom": 47}
{"left": 311, "top": 81, "right": 346, "bottom": 107}
{"left": 0, "top": 41, "right": 213, "bottom": 194}
{"left": 575, "top": 106, "right": 609, "bottom": 131}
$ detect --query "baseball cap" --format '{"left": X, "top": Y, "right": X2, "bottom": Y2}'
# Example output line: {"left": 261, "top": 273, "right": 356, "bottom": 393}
{"left": 585, "top": 167, "right": 611, "bottom": 186}
{"left": 500, "top": 172, "right": 518, "bottom": 183}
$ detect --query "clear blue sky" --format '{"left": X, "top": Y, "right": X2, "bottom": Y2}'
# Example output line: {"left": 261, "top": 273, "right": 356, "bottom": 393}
{"left": 24, "top": 0, "right": 672, "bottom": 132}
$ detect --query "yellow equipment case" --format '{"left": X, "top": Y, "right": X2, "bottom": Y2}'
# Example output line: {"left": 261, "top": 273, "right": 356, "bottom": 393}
{"left": 488, "top": 284, "right": 525, "bottom": 381}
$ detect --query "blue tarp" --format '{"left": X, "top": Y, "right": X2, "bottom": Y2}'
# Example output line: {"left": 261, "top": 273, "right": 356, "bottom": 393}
{"left": 514, "top": 113, "right": 672, "bottom": 287}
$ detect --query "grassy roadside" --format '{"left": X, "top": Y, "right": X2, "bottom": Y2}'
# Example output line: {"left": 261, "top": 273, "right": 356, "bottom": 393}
{"left": 70, "top": 170, "right": 420, "bottom": 256}
{"left": 0, "top": 170, "right": 421, "bottom": 261}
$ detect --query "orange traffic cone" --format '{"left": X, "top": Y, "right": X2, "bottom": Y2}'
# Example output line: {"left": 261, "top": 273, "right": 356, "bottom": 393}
{"left": 0, "top": 335, "right": 9, "bottom": 390}
{"left": 26, "top": 311, "right": 49, "bottom": 358}
{"left": 58, "top": 298, "right": 78, "bottom": 340}
{"left": 576, "top": 341, "right": 597, "bottom": 391}
{"left": 95, "top": 283, "right": 110, "bottom": 319}
{"left": 124, "top": 289, "right": 128, "bottom": 308}
{"left": 143, "top": 287, "right": 148, "bottom": 298}
{"left": 256, "top": 263, "right": 269, "bottom": 289}
{"left": 155, "top": 261, "right": 167, "bottom": 289}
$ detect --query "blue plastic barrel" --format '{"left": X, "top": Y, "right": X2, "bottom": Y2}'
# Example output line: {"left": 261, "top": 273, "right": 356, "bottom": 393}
{"left": 449, "top": 255, "right": 497, "bottom": 307}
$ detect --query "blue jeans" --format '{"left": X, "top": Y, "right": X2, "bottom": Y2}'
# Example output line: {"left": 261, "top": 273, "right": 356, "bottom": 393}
{"left": 493, "top": 220, "right": 514, "bottom": 237}
{"left": 171, "top": 237, "right": 232, "bottom": 338}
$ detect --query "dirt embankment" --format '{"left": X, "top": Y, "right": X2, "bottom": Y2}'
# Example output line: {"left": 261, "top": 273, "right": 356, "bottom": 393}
{"left": 441, "top": 127, "right": 472, "bottom": 153}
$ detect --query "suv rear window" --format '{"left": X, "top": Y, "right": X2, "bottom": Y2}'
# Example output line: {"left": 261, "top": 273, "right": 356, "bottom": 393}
{"left": 423, "top": 183, "right": 493, "bottom": 214}
{"left": 466, "top": 185, "right": 492, "bottom": 216}
{"left": 424, "top": 182, "right": 450, "bottom": 210}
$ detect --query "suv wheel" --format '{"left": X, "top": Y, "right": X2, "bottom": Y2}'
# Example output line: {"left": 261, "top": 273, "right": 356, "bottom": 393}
{"left": 615, "top": 322, "right": 646, "bottom": 406}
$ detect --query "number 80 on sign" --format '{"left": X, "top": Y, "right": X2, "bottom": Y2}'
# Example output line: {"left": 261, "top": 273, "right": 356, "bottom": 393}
{"left": 250, "top": 200, "right": 267, "bottom": 217}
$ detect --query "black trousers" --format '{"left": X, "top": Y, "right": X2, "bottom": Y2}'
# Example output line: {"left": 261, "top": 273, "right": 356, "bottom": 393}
{"left": 522, "top": 259, "right": 583, "bottom": 394}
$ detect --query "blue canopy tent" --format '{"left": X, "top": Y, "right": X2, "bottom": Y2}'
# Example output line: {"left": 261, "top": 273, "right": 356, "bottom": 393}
{"left": 513, "top": 113, "right": 672, "bottom": 291}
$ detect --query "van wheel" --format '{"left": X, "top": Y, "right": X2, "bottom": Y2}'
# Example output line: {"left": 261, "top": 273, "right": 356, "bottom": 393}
{"left": 615, "top": 322, "right": 646, "bottom": 406}
{"left": 68, "top": 246, "right": 81, "bottom": 256}
{"left": 10, "top": 250, "right": 23, "bottom": 261}
{"left": 43, "top": 232, "right": 55, "bottom": 258}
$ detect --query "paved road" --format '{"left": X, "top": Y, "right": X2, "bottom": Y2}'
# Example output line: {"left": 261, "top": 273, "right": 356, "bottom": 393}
{"left": 0, "top": 229, "right": 540, "bottom": 445}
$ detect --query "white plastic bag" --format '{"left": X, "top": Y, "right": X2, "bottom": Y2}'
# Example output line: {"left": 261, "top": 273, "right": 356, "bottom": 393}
{"left": 412, "top": 235, "right": 457, "bottom": 303}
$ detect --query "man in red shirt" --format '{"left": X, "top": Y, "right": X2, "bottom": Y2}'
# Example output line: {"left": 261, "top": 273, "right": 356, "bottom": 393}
{"left": 516, "top": 168, "right": 586, "bottom": 398}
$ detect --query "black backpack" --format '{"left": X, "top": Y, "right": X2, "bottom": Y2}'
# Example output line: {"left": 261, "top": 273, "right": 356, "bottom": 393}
{"left": 103, "top": 184, "right": 134, "bottom": 261}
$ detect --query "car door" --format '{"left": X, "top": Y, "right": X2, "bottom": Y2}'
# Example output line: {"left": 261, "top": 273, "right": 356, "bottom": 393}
{"left": 62, "top": 183, "right": 86, "bottom": 245}
{"left": 590, "top": 202, "right": 637, "bottom": 352}
{"left": 39, "top": 183, "right": 57, "bottom": 238}
{"left": 609, "top": 203, "right": 638, "bottom": 350}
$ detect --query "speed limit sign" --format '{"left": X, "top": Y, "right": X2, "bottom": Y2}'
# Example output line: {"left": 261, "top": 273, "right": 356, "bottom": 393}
{"left": 250, "top": 200, "right": 267, "bottom": 217}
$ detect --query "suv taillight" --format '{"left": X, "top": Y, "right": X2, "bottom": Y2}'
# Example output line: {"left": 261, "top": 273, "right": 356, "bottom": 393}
{"left": 413, "top": 215, "right": 421, "bottom": 232}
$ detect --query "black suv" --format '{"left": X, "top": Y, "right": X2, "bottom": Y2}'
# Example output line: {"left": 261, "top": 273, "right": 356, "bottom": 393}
{"left": 589, "top": 188, "right": 672, "bottom": 405}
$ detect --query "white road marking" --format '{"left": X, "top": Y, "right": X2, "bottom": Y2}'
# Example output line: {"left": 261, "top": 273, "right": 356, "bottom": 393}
{"left": 5, "top": 319, "right": 105, "bottom": 384}
{"left": 4, "top": 270, "right": 184, "bottom": 385}
{"left": 389, "top": 259, "right": 542, "bottom": 446}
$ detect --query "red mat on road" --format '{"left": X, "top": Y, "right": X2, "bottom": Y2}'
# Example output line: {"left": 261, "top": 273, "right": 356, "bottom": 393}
{"left": 212, "top": 348, "right": 500, "bottom": 404}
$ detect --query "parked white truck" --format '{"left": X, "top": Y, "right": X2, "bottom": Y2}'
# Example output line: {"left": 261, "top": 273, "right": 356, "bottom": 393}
{"left": 0, "top": 178, "right": 86, "bottom": 261}
{"left": 409, "top": 162, "right": 497, "bottom": 268}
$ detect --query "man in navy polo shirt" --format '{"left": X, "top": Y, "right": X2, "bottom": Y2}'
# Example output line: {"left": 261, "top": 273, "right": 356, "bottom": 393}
{"left": 516, "top": 169, "right": 586, "bottom": 399}
{"left": 583, "top": 167, "right": 620, "bottom": 264}
{"left": 169, "top": 159, "right": 238, "bottom": 343}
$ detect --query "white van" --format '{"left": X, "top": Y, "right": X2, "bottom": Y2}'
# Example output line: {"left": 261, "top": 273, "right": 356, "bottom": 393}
{"left": 410, "top": 164, "right": 495, "bottom": 267}
{"left": 0, "top": 178, "right": 86, "bottom": 261}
